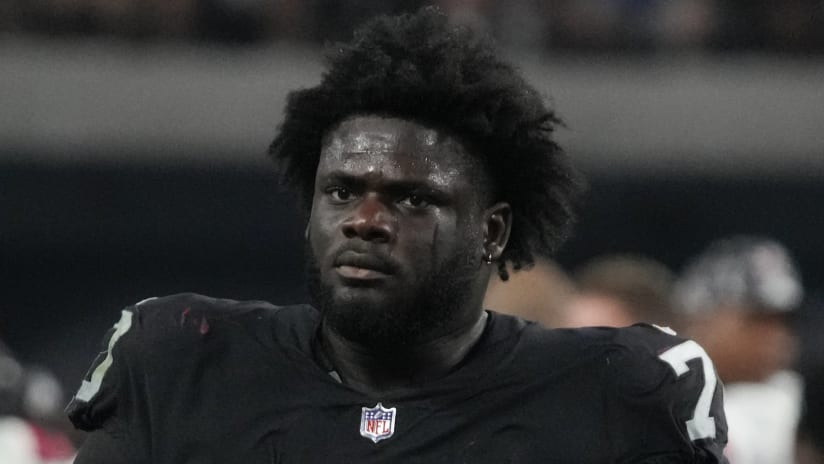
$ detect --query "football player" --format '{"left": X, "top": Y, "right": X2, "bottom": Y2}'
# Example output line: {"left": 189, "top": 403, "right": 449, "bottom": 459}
{"left": 67, "top": 7, "right": 728, "bottom": 463}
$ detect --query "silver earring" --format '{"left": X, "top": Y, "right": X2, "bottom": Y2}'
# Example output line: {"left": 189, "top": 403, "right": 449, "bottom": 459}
{"left": 484, "top": 252, "right": 494, "bottom": 264}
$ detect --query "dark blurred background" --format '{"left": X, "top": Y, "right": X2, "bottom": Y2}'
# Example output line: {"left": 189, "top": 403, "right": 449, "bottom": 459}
{"left": 2, "top": 0, "right": 824, "bottom": 407}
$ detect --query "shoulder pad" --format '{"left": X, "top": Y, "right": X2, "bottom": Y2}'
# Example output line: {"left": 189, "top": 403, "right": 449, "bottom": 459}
{"left": 65, "top": 293, "right": 278, "bottom": 431}
{"left": 66, "top": 304, "right": 140, "bottom": 431}
{"left": 605, "top": 324, "right": 729, "bottom": 462}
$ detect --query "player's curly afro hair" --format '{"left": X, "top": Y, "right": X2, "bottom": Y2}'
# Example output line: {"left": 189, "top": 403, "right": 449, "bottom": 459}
{"left": 269, "top": 7, "right": 580, "bottom": 280}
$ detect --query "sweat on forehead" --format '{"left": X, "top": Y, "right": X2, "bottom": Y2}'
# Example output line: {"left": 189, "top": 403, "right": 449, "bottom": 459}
{"left": 321, "top": 115, "right": 483, "bottom": 168}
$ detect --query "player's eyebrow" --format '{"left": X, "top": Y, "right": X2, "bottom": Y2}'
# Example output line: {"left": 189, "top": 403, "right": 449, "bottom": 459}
{"left": 320, "top": 171, "right": 449, "bottom": 197}
{"left": 383, "top": 181, "right": 449, "bottom": 201}
{"left": 318, "top": 171, "right": 366, "bottom": 189}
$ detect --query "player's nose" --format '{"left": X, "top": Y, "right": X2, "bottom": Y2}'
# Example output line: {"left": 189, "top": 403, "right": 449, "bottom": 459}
{"left": 341, "top": 195, "right": 396, "bottom": 243}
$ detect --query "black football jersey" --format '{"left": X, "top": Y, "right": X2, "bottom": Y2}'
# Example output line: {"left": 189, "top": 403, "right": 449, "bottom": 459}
{"left": 67, "top": 293, "right": 728, "bottom": 463}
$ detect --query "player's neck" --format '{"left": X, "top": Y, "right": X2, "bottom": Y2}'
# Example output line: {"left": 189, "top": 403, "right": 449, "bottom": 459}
{"left": 319, "top": 311, "right": 489, "bottom": 396}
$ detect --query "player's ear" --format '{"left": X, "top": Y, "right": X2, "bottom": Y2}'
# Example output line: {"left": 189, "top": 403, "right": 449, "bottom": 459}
{"left": 482, "top": 202, "right": 511, "bottom": 262}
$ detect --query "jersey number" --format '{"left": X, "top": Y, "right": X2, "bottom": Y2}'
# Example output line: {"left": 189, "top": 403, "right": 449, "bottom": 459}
{"left": 658, "top": 340, "right": 717, "bottom": 441}
{"left": 75, "top": 309, "right": 134, "bottom": 402}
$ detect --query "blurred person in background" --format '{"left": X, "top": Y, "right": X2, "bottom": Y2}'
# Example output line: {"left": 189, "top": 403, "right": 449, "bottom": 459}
{"left": 483, "top": 253, "right": 679, "bottom": 330}
{"left": 483, "top": 258, "right": 575, "bottom": 327}
{"left": 0, "top": 341, "right": 75, "bottom": 464}
{"left": 795, "top": 294, "right": 824, "bottom": 464}
{"left": 797, "top": 361, "right": 824, "bottom": 464}
{"left": 674, "top": 235, "right": 803, "bottom": 464}
{"left": 0, "top": 341, "right": 26, "bottom": 417}
{"left": 561, "top": 253, "right": 679, "bottom": 329}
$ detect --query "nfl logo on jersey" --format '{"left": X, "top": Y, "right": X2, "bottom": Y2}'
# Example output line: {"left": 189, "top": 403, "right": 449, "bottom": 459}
{"left": 360, "top": 403, "right": 397, "bottom": 443}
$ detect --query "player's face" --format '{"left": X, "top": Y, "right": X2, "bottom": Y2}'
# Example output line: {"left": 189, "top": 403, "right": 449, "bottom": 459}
{"left": 696, "top": 307, "right": 797, "bottom": 383}
{"left": 307, "top": 115, "right": 499, "bottom": 349}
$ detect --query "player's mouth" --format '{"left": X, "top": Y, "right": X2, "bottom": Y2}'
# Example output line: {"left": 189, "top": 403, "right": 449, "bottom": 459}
{"left": 335, "top": 265, "right": 390, "bottom": 280}
{"left": 333, "top": 251, "right": 396, "bottom": 282}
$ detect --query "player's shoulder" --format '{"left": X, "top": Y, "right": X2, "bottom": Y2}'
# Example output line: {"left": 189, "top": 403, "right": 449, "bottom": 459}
{"left": 606, "top": 323, "right": 689, "bottom": 360}
{"left": 120, "top": 292, "right": 312, "bottom": 341}
{"left": 126, "top": 292, "right": 278, "bottom": 323}
{"left": 66, "top": 293, "right": 315, "bottom": 431}
{"left": 574, "top": 325, "right": 727, "bottom": 460}
{"left": 509, "top": 320, "right": 727, "bottom": 460}
{"left": 519, "top": 318, "right": 686, "bottom": 358}
{"left": 492, "top": 312, "right": 684, "bottom": 361}
{"left": 612, "top": 326, "right": 728, "bottom": 460}
{"left": 549, "top": 323, "right": 688, "bottom": 359}
{"left": 580, "top": 323, "right": 700, "bottom": 392}
{"left": 93, "top": 292, "right": 320, "bottom": 365}
{"left": 525, "top": 322, "right": 706, "bottom": 393}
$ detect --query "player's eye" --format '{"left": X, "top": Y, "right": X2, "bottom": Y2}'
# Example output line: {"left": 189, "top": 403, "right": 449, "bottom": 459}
{"left": 327, "top": 187, "right": 354, "bottom": 203}
{"left": 399, "top": 194, "right": 431, "bottom": 209}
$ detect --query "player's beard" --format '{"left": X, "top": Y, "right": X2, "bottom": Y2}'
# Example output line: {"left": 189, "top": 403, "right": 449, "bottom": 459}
{"left": 305, "top": 242, "right": 483, "bottom": 353}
